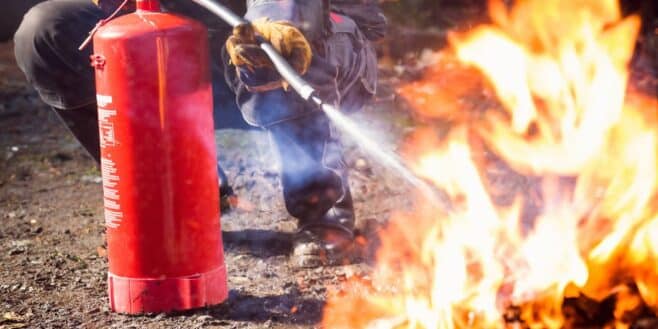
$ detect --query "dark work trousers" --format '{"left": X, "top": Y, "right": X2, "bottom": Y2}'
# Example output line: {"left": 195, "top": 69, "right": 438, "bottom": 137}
{"left": 13, "top": 0, "right": 244, "bottom": 196}
{"left": 222, "top": 6, "right": 379, "bottom": 226}
{"left": 12, "top": 0, "right": 372, "bottom": 226}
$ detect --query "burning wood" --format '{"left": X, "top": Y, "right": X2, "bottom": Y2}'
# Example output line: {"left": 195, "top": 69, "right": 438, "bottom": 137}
{"left": 323, "top": 0, "right": 658, "bottom": 328}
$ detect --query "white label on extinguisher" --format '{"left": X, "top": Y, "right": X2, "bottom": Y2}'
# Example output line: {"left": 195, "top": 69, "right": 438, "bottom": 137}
{"left": 97, "top": 94, "right": 123, "bottom": 228}
{"left": 98, "top": 110, "right": 117, "bottom": 148}
{"left": 97, "top": 94, "right": 112, "bottom": 107}
{"left": 101, "top": 156, "right": 123, "bottom": 229}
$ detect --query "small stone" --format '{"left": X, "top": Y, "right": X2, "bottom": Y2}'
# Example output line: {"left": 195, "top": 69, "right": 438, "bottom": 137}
{"left": 196, "top": 315, "right": 213, "bottom": 322}
{"left": 2, "top": 311, "right": 24, "bottom": 323}
{"left": 96, "top": 246, "right": 107, "bottom": 258}
{"left": 86, "top": 308, "right": 100, "bottom": 314}
{"left": 354, "top": 158, "right": 369, "bottom": 170}
{"left": 81, "top": 175, "right": 102, "bottom": 184}
{"left": 9, "top": 248, "right": 25, "bottom": 256}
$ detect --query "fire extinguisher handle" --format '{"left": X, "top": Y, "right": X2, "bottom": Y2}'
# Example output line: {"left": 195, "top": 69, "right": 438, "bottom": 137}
{"left": 189, "top": 0, "right": 319, "bottom": 102}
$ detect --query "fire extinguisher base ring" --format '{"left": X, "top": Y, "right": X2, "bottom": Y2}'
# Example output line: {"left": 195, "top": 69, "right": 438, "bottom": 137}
{"left": 107, "top": 265, "right": 228, "bottom": 314}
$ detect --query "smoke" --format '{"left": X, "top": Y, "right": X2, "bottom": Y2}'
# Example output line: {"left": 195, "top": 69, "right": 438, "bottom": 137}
{"left": 321, "top": 102, "right": 450, "bottom": 209}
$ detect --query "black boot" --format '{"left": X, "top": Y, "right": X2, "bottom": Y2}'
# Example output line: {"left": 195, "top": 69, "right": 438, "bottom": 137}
{"left": 292, "top": 179, "right": 355, "bottom": 268}
{"left": 218, "top": 163, "right": 237, "bottom": 212}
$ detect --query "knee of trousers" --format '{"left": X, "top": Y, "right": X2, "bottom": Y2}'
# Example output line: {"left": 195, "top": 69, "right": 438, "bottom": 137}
{"left": 13, "top": 2, "right": 53, "bottom": 73}
{"left": 13, "top": 1, "right": 74, "bottom": 78}
{"left": 267, "top": 113, "right": 349, "bottom": 220}
{"left": 14, "top": 0, "right": 102, "bottom": 109}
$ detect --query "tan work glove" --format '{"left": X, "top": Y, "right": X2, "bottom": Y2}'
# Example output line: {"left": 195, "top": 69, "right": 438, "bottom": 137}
{"left": 225, "top": 18, "right": 313, "bottom": 90}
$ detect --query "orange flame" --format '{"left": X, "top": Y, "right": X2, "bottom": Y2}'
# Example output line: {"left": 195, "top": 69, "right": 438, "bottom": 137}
{"left": 324, "top": 0, "right": 657, "bottom": 328}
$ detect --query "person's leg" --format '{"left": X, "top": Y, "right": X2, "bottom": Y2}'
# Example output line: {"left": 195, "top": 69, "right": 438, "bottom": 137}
{"left": 14, "top": 0, "right": 236, "bottom": 206}
{"left": 14, "top": 0, "right": 104, "bottom": 162}
{"left": 228, "top": 79, "right": 355, "bottom": 266}
{"left": 268, "top": 113, "right": 351, "bottom": 226}
{"left": 268, "top": 112, "right": 355, "bottom": 267}
{"left": 221, "top": 18, "right": 358, "bottom": 265}
{"left": 52, "top": 107, "right": 101, "bottom": 161}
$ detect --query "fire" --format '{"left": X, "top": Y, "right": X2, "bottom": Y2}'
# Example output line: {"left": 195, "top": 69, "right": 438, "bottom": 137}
{"left": 323, "top": 0, "right": 658, "bottom": 328}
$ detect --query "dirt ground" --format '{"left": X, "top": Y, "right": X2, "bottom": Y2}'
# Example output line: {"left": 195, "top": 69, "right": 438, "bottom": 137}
{"left": 0, "top": 40, "right": 419, "bottom": 329}
{"left": 1, "top": 12, "right": 656, "bottom": 327}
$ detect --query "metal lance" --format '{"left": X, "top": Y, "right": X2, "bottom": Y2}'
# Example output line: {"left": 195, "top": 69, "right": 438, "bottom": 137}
{"left": 190, "top": 0, "right": 451, "bottom": 209}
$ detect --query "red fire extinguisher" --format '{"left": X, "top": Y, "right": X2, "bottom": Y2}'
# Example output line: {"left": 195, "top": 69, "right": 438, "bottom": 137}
{"left": 91, "top": 0, "right": 227, "bottom": 314}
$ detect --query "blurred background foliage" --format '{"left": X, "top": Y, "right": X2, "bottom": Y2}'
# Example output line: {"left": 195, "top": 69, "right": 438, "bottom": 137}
{"left": 1, "top": 0, "right": 657, "bottom": 60}
{"left": 380, "top": 0, "right": 488, "bottom": 29}
{"left": 380, "top": 0, "right": 656, "bottom": 31}
{"left": 377, "top": 0, "right": 657, "bottom": 60}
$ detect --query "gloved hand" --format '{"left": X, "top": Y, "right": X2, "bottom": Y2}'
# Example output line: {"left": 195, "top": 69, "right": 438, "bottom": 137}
{"left": 92, "top": 0, "right": 135, "bottom": 15}
{"left": 225, "top": 18, "right": 312, "bottom": 91}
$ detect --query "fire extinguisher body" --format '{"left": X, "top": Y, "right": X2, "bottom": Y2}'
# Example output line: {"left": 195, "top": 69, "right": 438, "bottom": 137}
{"left": 92, "top": 6, "right": 227, "bottom": 314}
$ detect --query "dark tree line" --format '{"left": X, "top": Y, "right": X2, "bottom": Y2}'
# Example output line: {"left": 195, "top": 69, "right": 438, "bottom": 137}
{"left": 382, "top": 0, "right": 657, "bottom": 32}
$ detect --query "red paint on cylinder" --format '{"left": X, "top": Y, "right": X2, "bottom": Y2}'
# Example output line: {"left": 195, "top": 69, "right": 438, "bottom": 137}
{"left": 136, "top": 0, "right": 160, "bottom": 11}
{"left": 92, "top": 1, "right": 227, "bottom": 314}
